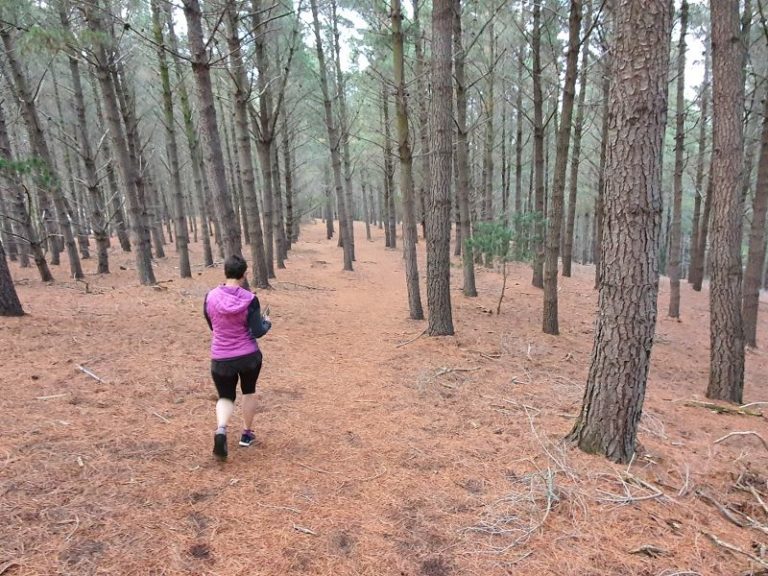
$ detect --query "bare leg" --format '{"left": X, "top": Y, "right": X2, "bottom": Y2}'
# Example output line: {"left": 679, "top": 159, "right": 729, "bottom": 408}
{"left": 216, "top": 398, "right": 234, "bottom": 430}
{"left": 242, "top": 393, "right": 258, "bottom": 431}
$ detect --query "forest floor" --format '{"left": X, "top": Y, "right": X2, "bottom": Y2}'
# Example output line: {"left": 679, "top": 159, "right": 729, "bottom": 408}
{"left": 2, "top": 221, "right": 768, "bottom": 576}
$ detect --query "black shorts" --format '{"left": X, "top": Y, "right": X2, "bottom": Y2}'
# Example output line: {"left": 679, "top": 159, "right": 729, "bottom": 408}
{"left": 211, "top": 351, "right": 263, "bottom": 401}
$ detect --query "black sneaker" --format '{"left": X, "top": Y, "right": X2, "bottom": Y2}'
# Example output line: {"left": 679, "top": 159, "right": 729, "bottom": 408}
{"left": 239, "top": 429, "right": 256, "bottom": 447}
{"left": 213, "top": 433, "right": 228, "bottom": 460}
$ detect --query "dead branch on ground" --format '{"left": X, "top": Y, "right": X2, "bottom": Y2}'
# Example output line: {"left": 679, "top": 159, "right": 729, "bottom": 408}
{"left": 682, "top": 400, "right": 762, "bottom": 417}
{"left": 714, "top": 431, "right": 768, "bottom": 453}
{"left": 701, "top": 530, "right": 768, "bottom": 567}
{"left": 396, "top": 328, "right": 427, "bottom": 348}
{"left": 76, "top": 364, "right": 106, "bottom": 384}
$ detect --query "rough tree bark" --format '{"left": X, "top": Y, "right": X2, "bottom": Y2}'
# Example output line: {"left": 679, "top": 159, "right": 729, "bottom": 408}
{"left": 531, "top": 0, "right": 545, "bottom": 288}
{"left": 426, "top": 0, "right": 455, "bottom": 336}
{"left": 567, "top": 0, "right": 671, "bottom": 464}
{"left": 0, "top": 239, "right": 22, "bottom": 316}
{"left": 706, "top": 0, "right": 746, "bottom": 403}
{"left": 688, "top": 45, "right": 710, "bottom": 285}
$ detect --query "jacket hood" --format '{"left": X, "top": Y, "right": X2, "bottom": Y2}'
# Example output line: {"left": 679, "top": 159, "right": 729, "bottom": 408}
{"left": 209, "top": 285, "right": 253, "bottom": 315}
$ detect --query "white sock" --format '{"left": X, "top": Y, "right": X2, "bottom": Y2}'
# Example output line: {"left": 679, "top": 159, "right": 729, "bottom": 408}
{"left": 215, "top": 399, "right": 234, "bottom": 431}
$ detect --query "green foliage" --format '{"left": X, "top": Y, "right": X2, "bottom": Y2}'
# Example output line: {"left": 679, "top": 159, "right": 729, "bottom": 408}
{"left": 0, "top": 157, "right": 57, "bottom": 188}
{"left": 467, "top": 213, "right": 546, "bottom": 265}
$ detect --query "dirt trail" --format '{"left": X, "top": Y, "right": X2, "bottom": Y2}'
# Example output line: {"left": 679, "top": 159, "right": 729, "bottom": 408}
{"left": 1, "top": 221, "right": 767, "bottom": 575}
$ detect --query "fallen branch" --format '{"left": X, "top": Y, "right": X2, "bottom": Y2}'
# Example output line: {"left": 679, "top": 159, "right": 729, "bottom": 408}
{"left": 276, "top": 281, "right": 335, "bottom": 291}
{"left": 435, "top": 366, "right": 481, "bottom": 377}
{"left": 36, "top": 393, "right": 67, "bottom": 400}
{"left": 0, "top": 561, "right": 20, "bottom": 575}
{"left": 701, "top": 530, "right": 768, "bottom": 567}
{"left": 629, "top": 544, "right": 668, "bottom": 558}
{"left": 152, "top": 412, "right": 170, "bottom": 423}
{"left": 683, "top": 400, "right": 762, "bottom": 417}
{"left": 76, "top": 365, "right": 106, "bottom": 384}
{"left": 697, "top": 490, "right": 748, "bottom": 528}
{"left": 714, "top": 431, "right": 768, "bottom": 453}
{"left": 396, "top": 328, "right": 427, "bottom": 348}
{"left": 293, "top": 524, "right": 317, "bottom": 536}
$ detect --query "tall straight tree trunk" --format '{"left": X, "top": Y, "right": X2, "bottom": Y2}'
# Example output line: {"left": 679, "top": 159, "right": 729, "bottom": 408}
{"left": 219, "top": 100, "right": 246, "bottom": 246}
{"left": 413, "top": 0, "right": 429, "bottom": 239}
{"left": 392, "top": 0, "right": 424, "bottom": 320}
{"left": 689, "top": 46, "right": 711, "bottom": 284}
{"left": 324, "top": 166, "right": 334, "bottom": 240}
{"left": 563, "top": 1, "right": 591, "bottom": 277}
{"left": 594, "top": 52, "right": 610, "bottom": 290}
{"left": 482, "top": 19, "right": 495, "bottom": 223}
{"left": 271, "top": 142, "right": 287, "bottom": 267}
{"left": 309, "top": 0, "right": 353, "bottom": 270}
{"left": 0, "top": 101, "right": 52, "bottom": 281}
{"left": 706, "top": 0, "right": 746, "bottom": 403}
{"left": 60, "top": 1, "right": 109, "bottom": 273}
{"left": 668, "top": 0, "right": 689, "bottom": 318}
{"left": 151, "top": 0, "right": 191, "bottom": 278}
{"left": 182, "top": 0, "right": 242, "bottom": 260}
{"left": 362, "top": 174, "right": 372, "bottom": 241}
{"left": 427, "top": 0, "right": 455, "bottom": 336}
{"left": 0, "top": 240, "right": 22, "bottom": 316}
{"left": 501, "top": 99, "right": 508, "bottom": 225}
{"left": 283, "top": 115, "right": 295, "bottom": 249}
{"left": 382, "top": 83, "right": 397, "bottom": 249}
{"left": 568, "top": 0, "right": 671, "bottom": 463}
{"left": 515, "top": 47, "right": 524, "bottom": 217}
{"left": 742, "top": 69, "right": 768, "bottom": 346}
{"left": 543, "top": 0, "right": 582, "bottom": 335}
{"left": 531, "top": 0, "right": 545, "bottom": 288}
{"left": 453, "top": 0, "right": 477, "bottom": 297}
{"left": 331, "top": 0, "right": 356, "bottom": 260}
{"left": 225, "top": 2, "right": 270, "bottom": 287}
{"left": 164, "top": 4, "right": 212, "bottom": 267}
{"left": 0, "top": 28, "right": 83, "bottom": 280}
{"left": 85, "top": 0, "right": 155, "bottom": 284}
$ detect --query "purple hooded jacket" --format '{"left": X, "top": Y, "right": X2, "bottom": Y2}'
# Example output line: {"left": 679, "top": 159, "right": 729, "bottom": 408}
{"left": 204, "top": 285, "right": 270, "bottom": 360}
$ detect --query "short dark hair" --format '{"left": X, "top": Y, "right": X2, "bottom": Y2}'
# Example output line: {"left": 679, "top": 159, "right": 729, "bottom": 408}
{"left": 224, "top": 255, "right": 247, "bottom": 279}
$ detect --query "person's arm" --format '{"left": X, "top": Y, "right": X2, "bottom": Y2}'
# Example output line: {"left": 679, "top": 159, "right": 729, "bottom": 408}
{"left": 246, "top": 297, "right": 271, "bottom": 339}
{"left": 203, "top": 292, "right": 213, "bottom": 330}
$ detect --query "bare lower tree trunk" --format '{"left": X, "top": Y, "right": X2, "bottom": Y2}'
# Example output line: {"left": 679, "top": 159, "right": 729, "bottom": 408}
{"left": 689, "top": 46, "right": 710, "bottom": 284}
{"left": 151, "top": 0, "right": 191, "bottom": 278}
{"left": 543, "top": 0, "right": 582, "bottom": 335}
{"left": 594, "top": 53, "right": 610, "bottom": 290}
{"left": 310, "top": 0, "right": 352, "bottom": 271}
{"left": 362, "top": 174, "right": 371, "bottom": 241}
{"left": 271, "top": 142, "right": 287, "bottom": 267}
{"left": 515, "top": 48, "right": 524, "bottom": 217}
{"left": 563, "top": 1, "right": 591, "bottom": 277}
{"left": 454, "top": 0, "right": 477, "bottom": 296}
{"left": 427, "top": 0, "right": 455, "bottom": 336}
{"left": 531, "top": 0, "right": 545, "bottom": 289}
{"left": 742, "top": 76, "right": 768, "bottom": 347}
{"left": 283, "top": 116, "right": 295, "bottom": 249}
{"left": 482, "top": 20, "right": 495, "bottom": 224}
{"left": 392, "top": 0, "right": 424, "bottom": 320}
{"left": 413, "top": 0, "right": 429, "bottom": 239}
{"left": 183, "top": 0, "right": 242, "bottom": 260}
{"left": 0, "top": 240, "right": 22, "bottom": 316}
{"left": 1, "top": 27, "right": 84, "bottom": 280}
{"left": 668, "top": 0, "right": 689, "bottom": 318}
{"left": 568, "top": 0, "right": 671, "bottom": 464}
{"left": 382, "top": 84, "right": 397, "bottom": 249}
{"left": 706, "top": 0, "right": 746, "bottom": 403}
{"left": 224, "top": 2, "right": 270, "bottom": 287}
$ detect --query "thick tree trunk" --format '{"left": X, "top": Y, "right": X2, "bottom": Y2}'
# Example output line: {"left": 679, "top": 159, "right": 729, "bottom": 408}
{"left": 183, "top": 0, "right": 242, "bottom": 260}
{"left": 543, "top": 0, "right": 582, "bottom": 335}
{"left": 427, "top": 0, "right": 455, "bottom": 336}
{"left": 1, "top": 28, "right": 83, "bottom": 280}
{"left": 706, "top": 0, "right": 746, "bottom": 403}
{"left": 531, "top": 0, "right": 545, "bottom": 288}
{"left": 568, "top": 0, "right": 670, "bottom": 463}
{"left": 392, "top": 0, "right": 424, "bottom": 320}
{"left": 668, "top": 0, "right": 689, "bottom": 318}
{"left": 689, "top": 47, "right": 710, "bottom": 284}
{"left": 742, "top": 79, "right": 768, "bottom": 347}
{"left": 151, "top": 0, "right": 191, "bottom": 278}
{"left": 453, "top": 0, "right": 477, "bottom": 297}
{"left": 224, "top": 3, "right": 270, "bottom": 287}
{"left": 563, "top": 2, "right": 591, "bottom": 277}
{"left": 310, "top": 0, "right": 353, "bottom": 270}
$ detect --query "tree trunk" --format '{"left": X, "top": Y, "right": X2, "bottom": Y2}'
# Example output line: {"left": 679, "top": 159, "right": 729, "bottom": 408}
{"left": 182, "top": 0, "right": 242, "bottom": 260}
{"left": 427, "top": 0, "right": 455, "bottom": 336}
{"left": 563, "top": 2, "right": 591, "bottom": 277}
{"left": 310, "top": 0, "right": 352, "bottom": 270}
{"left": 482, "top": 20, "right": 495, "bottom": 223}
{"left": 362, "top": 173, "right": 372, "bottom": 241}
{"left": 741, "top": 70, "right": 768, "bottom": 347}
{"left": 151, "top": 0, "right": 191, "bottom": 278}
{"left": 689, "top": 45, "right": 711, "bottom": 284}
{"left": 331, "top": 0, "right": 356, "bottom": 261}
{"left": 1, "top": 27, "right": 83, "bottom": 280}
{"left": 392, "top": 0, "right": 424, "bottom": 320}
{"left": 706, "top": 0, "right": 746, "bottom": 403}
{"left": 413, "top": 0, "right": 429, "bottom": 239}
{"left": 283, "top": 116, "right": 295, "bottom": 248}
{"left": 224, "top": 2, "right": 270, "bottom": 287}
{"left": 543, "top": 0, "right": 582, "bottom": 335}
{"left": 668, "top": 0, "right": 689, "bottom": 318}
{"left": 594, "top": 53, "right": 610, "bottom": 290}
{"left": 271, "top": 142, "right": 287, "bottom": 267}
{"left": 382, "top": 83, "right": 397, "bottom": 249}
{"left": 0, "top": 240, "right": 23, "bottom": 316}
{"left": 453, "top": 0, "right": 477, "bottom": 297}
{"left": 531, "top": 0, "right": 545, "bottom": 288}
{"left": 568, "top": 0, "right": 671, "bottom": 464}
